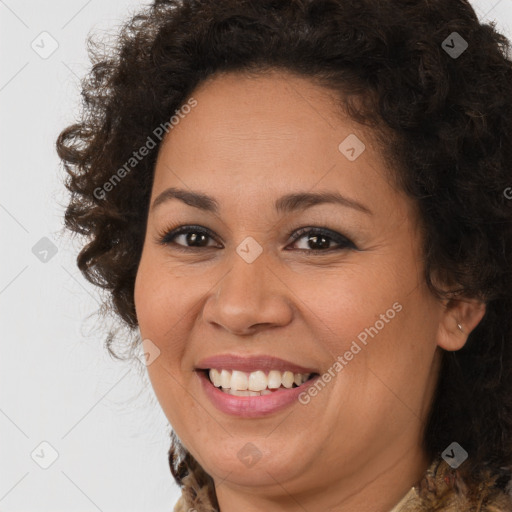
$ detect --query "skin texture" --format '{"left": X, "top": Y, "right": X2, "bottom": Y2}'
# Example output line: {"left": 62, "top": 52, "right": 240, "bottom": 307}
{"left": 134, "top": 70, "right": 486, "bottom": 512}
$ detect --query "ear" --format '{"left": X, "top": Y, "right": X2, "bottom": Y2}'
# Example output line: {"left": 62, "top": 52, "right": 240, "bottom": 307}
{"left": 436, "top": 297, "right": 486, "bottom": 351}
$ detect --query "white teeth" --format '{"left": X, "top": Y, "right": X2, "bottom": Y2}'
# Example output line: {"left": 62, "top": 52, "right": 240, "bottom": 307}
{"left": 282, "top": 371, "right": 295, "bottom": 388}
{"left": 227, "top": 389, "right": 261, "bottom": 396}
{"left": 248, "top": 370, "right": 267, "bottom": 391}
{"left": 210, "top": 369, "right": 221, "bottom": 387}
{"left": 231, "top": 370, "right": 248, "bottom": 390}
{"left": 220, "top": 369, "right": 231, "bottom": 388}
{"left": 267, "top": 370, "right": 282, "bottom": 389}
{"left": 208, "top": 368, "right": 311, "bottom": 392}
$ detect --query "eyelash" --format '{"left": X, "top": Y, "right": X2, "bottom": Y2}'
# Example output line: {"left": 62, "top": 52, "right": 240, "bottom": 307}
{"left": 155, "top": 224, "right": 356, "bottom": 253}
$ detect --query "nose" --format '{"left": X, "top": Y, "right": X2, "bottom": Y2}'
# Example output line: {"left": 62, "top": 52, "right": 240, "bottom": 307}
{"left": 201, "top": 248, "right": 294, "bottom": 336}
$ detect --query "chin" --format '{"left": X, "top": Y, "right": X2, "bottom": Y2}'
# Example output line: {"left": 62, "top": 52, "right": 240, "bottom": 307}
{"left": 194, "top": 439, "right": 307, "bottom": 487}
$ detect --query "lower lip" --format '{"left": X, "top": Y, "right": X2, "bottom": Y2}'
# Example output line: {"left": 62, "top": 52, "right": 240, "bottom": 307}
{"left": 196, "top": 370, "right": 320, "bottom": 418}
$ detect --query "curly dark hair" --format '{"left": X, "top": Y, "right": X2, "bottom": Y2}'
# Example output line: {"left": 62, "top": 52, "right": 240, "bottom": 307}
{"left": 56, "top": 0, "right": 512, "bottom": 503}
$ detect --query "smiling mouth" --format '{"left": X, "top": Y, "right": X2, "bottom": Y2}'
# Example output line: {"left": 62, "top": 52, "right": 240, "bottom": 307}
{"left": 201, "top": 368, "right": 320, "bottom": 396}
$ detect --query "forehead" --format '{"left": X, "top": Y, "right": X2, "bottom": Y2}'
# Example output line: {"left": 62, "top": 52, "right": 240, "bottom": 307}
{"left": 151, "top": 70, "right": 407, "bottom": 221}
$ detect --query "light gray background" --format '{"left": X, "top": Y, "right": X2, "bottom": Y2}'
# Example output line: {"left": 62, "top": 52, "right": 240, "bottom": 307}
{"left": 1, "top": 1, "right": 511, "bottom": 510}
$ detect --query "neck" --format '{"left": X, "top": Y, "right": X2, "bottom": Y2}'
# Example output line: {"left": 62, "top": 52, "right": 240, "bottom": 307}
{"left": 213, "top": 444, "right": 431, "bottom": 512}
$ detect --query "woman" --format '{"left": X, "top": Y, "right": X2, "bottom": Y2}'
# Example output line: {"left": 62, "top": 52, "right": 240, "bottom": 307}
{"left": 56, "top": 0, "right": 512, "bottom": 510}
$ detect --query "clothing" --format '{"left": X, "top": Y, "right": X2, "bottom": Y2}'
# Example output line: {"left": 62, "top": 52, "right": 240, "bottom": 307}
{"left": 173, "top": 456, "right": 512, "bottom": 511}
{"left": 388, "top": 456, "right": 512, "bottom": 512}
{"left": 389, "top": 487, "right": 418, "bottom": 512}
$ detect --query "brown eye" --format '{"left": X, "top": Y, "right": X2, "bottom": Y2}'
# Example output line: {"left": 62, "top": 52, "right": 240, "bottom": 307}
{"left": 157, "top": 225, "right": 356, "bottom": 253}
{"left": 287, "top": 227, "right": 355, "bottom": 252}
{"left": 157, "top": 225, "right": 220, "bottom": 249}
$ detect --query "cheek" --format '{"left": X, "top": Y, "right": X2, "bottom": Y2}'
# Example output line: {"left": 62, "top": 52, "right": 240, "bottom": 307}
{"left": 294, "top": 264, "right": 403, "bottom": 344}
{"left": 303, "top": 272, "right": 437, "bottom": 449}
{"left": 317, "top": 268, "right": 438, "bottom": 424}
{"left": 134, "top": 252, "right": 190, "bottom": 351}
{"left": 134, "top": 250, "right": 212, "bottom": 419}
{"left": 301, "top": 255, "right": 433, "bottom": 390}
{"left": 134, "top": 254, "right": 184, "bottom": 400}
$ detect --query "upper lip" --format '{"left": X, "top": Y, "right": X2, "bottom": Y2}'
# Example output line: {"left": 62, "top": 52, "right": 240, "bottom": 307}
{"left": 195, "top": 354, "right": 319, "bottom": 374}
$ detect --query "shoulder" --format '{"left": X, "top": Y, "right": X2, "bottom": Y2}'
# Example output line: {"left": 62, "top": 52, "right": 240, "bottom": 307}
{"left": 400, "top": 457, "right": 512, "bottom": 512}
{"left": 173, "top": 495, "right": 187, "bottom": 512}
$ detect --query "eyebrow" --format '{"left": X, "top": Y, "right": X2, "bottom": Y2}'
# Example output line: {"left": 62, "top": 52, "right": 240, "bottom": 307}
{"left": 151, "top": 187, "right": 372, "bottom": 216}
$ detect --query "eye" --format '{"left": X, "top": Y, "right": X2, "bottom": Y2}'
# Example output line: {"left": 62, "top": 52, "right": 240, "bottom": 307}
{"left": 156, "top": 225, "right": 221, "bottom": 250}
{"left": 287, "top": 227, "right": 355, "bottom": 252}
{"left": 155, "top": 224, "right": 356, "bottom": 253}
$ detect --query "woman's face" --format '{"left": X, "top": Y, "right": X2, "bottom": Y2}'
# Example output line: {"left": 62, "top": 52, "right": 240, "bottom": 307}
{"left": 134, "top": 70, "right": 446, "bottom": 503}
